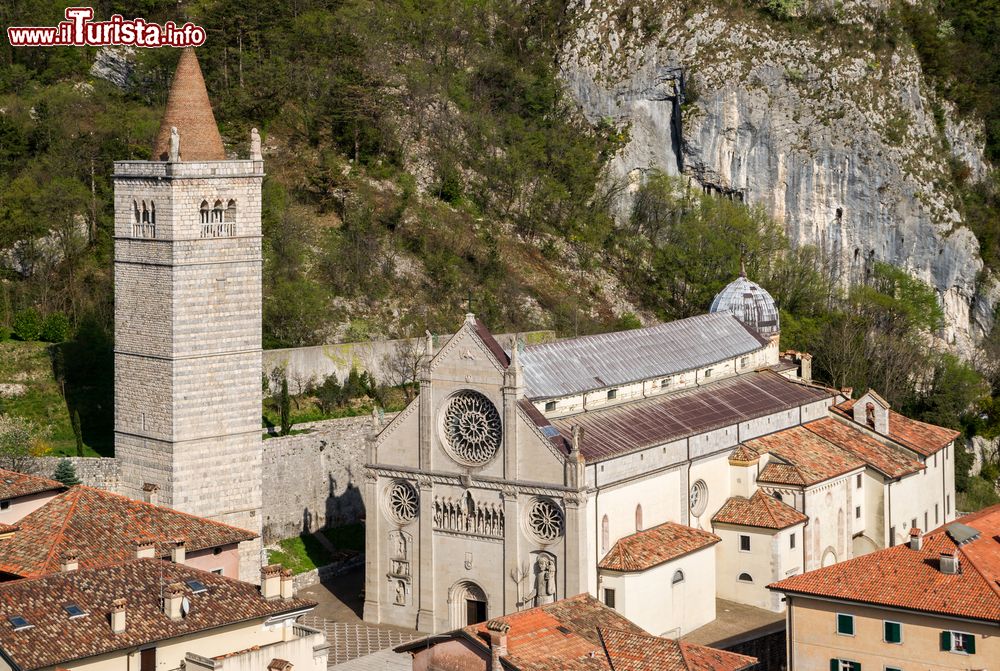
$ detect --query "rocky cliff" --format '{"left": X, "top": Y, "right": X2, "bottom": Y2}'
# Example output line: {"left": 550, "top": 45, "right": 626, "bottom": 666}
{"left": 560, "top": 0, "right": 995, "bottom": 353}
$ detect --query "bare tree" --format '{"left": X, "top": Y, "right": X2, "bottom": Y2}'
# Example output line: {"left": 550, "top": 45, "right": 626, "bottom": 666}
{"left": 0, "top": 415, "right": 45, "bottom": 474}
{"left": 381, "top": 337, "right": 425, "bottom": 402}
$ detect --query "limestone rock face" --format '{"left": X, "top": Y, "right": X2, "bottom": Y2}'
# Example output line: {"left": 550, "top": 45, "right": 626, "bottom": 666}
{"left": 90, "top": 47, "right": 136, "bottom": 91}
{"left": 560, "top": 1, "right": 994, "bottom": 353}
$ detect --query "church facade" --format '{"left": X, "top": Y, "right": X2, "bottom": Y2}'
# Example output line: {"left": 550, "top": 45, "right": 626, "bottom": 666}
{"left": 364, "top": 277, "right": 958, "bottom": 636}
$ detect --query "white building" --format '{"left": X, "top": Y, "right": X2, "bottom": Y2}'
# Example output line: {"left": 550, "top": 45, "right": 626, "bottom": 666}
{"left": 363, "top": 274, "right": 958, "bottom": 636}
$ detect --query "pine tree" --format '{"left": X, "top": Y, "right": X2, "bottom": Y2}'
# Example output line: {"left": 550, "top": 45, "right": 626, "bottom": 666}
{"left": 71, "top": 409, "right": 84, "bottom": 457}
{"left": 52, "top": 458, "right": 81, "bottom": 487}
{"left": 279, "top": 376, "right": 292, "bottom": 436}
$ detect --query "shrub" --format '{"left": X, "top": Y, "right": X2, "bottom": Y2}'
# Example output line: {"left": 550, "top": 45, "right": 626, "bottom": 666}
{"left": 41, "top": 312, "right": 70, "bottom": 343}
{"left": 0, "top": 326, "right": 11, "bottom": 342}
{"left": 52, "top": 458, "right": 81, "bottom": 486}
{"left": 12, "top": 308, "right": 42, "bottom": 342}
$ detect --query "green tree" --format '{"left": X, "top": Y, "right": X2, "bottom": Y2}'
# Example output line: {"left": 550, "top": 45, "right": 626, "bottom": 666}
{"left": 52, "top": 458, "right": 81, "bottom": 486}
{"left": 71, "top": 408, "right": 84, "bottom": 457}
{"left": 12, "top": 308, "right": 42, "bottom": 342}
{"left": 0, "top": 415, "right": 45, "bottom": 473}
{"left": 279, "top": 376, "right": 292, "bottom": 436}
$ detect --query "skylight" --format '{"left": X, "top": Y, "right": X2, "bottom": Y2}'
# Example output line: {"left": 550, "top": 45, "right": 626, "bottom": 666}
{"left": 63, "top": 604, "right": 86, "bottom": 618}
{"left": 185, "top": 579, "right": 207, "bottom": 594}
{"left": 8, "top": 615, "right": 30, "bottom": 631}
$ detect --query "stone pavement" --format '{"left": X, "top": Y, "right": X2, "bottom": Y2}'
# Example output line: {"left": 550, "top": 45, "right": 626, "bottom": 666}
{"left": 299, "top": 567, "right": 421, "bottom": 668}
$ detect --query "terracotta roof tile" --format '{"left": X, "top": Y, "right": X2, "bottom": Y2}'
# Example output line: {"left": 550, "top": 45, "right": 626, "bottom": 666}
{"left": 0, "top": 559, "right": 314, "bottom": 670}
{"left": 0, "top": 486, "right": 256, "bottom": 578}
{"left": 599, "top": 522, "right": 720, "bottom": 572}
{"left": 832, "top": 399, "right": 959, "bottom": 457}
{"left": 400, "top": 595, "right": 756, "bottom": 671}
{"left": 770, "top": 504, "right": 1000, "bottom": 623}
{"left": 803, "top": 418, "right": 924, "bottom": 478}
{"left": 151, "top": 48, "right": 226, "bottom": 161}
{"left": 712, "top": 491, "right": 807, "bottom": 530}
{"left": 0, "top": 469, "right": 64, "bottom": 500}
{"left": 748, "top": 426, "right": 865, "bottom": 486}
{"left": 728, "top": 445, "right": 759, "bottom": 464}
{"left": 600, "top": 628, "right": 757, "bottom": 671}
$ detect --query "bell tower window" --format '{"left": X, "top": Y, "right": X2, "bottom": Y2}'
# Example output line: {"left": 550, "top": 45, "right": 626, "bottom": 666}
{"left": 132, "top": 200, "right": 156, "bottom": 238}
{"left": 201, "top": 199, "right": 237, "bottom": 238}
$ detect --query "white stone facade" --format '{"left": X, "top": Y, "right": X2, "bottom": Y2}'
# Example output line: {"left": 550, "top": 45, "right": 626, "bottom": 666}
{"left": 113, "top": 159, "right": 265, "bottom": 581}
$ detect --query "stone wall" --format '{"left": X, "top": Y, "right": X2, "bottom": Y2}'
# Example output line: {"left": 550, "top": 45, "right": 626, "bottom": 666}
{"left": 260, "top": 414, "right": 397, "bottom": 543}
{"left": 35, "top": 456, "right": 122, "bottom": 492}
{"left": 263, "top": 330, "right": 554, "bottom": 390}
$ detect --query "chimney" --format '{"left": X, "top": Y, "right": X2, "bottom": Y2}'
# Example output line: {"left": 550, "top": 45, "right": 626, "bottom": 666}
{"left": 170, "top": 539, "right": 186, "bottom": 564}
{"left": 909, "top": 528, "right": 923, "bottom": 551}
{"left": 164, "top": 583, "right": 185, "bottom": 620}
{"left": 60, "top": 550, "right": 79, "bottom": 572}
{"left": 135, "top": 538, "right": 156, "bottom": 559}
{"left": 280, "top": 568, "right": 295, "bottom": 599}
{"left": 261, "top": 565, "right": 282, "bottom": 600}
{"left": 939, "top": 552, "right": 960, "bottom": 575}
{"left": 110, "top": 598, "right": 127, "bottom": 634}
{"left": 485, "top": 619, "right": 510, "bottom": 671}
{"left": 142, "top": 482, "right": 159, "bottom": 506}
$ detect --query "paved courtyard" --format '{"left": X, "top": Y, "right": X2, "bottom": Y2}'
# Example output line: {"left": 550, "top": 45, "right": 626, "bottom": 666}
{"left": 299, "top": 567, "right": 420, "bottom": 667}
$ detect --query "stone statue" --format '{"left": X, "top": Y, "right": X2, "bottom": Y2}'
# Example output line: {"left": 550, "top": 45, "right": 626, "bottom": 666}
{"left": 522, "top": 554, "right": 556, "bottom": 607}
{"left": 395, "top": 533, "right": 407, "bottom": 559}
{"left": 394, "top": 580, "right": 406, "bottom": 605}
{"left": 250, "top": 127, "right": 262, "bottom": 160}
{"left": 169, "top": 127, "right": 180, "bottom": 162}
{"left": 865, "top": 402, "right": 876, "bottom": 429}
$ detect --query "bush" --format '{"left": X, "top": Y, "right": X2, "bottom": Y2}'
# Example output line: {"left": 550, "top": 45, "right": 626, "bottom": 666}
{"left": 12, "top": 308, "right": 42, "bottom": 342}
{"left": 41, "top": 312, "right": 70, "bottom": 343}
{"left": 0, "top": 326, "right": 11, "bottom": 342}
{"left": 52, "top": 458, "right": 81, "bottom": 486}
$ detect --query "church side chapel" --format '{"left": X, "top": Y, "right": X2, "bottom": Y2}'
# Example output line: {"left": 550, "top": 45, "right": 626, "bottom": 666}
{"left": 364, "top": 272, "right": 959, "bottom": 636}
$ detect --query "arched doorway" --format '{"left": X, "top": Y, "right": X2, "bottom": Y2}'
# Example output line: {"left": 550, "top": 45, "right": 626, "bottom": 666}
{"left": 821, "top": 547, "right": 838, "bottom": 567}
{"left": 449, "top": 580, "right": 488, "bottom": 627}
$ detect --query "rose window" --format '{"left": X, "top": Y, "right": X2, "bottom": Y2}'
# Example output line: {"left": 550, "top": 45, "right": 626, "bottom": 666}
{"left": 443, "top": 391, "right": 502, "bottom": 465}
{"left": 690, "top": 480, "right": 708, "bottom": 517}
{"left": 388, "top": 481, "right": 418, "bottom": 524}
{"left": 528, "top": 498, "right": 563, "bottom": 542}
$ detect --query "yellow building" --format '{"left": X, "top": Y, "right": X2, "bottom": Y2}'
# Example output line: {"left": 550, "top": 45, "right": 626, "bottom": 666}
{"left": 769, "top": 505, "right": 1000, "bottom": 670}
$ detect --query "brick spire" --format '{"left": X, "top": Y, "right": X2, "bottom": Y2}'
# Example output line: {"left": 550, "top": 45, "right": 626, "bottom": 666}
{"left": 151, "top": 48, "right": 226, "bottom": 161}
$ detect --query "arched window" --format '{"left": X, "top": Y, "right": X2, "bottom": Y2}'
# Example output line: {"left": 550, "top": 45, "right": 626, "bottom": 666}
{"left": 738, "top": 573, "right": 753, "bottom": 583}
{"left": 635, "top": 504, "right": 643, "bottom": 532}
{"left": 150, "top": 201, "right": 156, "bottom": 224}
{"left": 225, "top": 199, "right": 237, "bottom": 222}
{"left": 601, "top": 515, "right": 609, "bottom": 555}
{"left": 672, "top": 570, "right": 685, "bottom": 585}
{"left": 212, "top": 200, "right": 223, "bottom": 224}
{"left": 141, "top": 201, "right": 149, "bottom": 224}
{"left": 133, "top": 200, "right": 140, "bottom": 223}
{"left": 200, "top": 200, "right": 210, "bottom": 225}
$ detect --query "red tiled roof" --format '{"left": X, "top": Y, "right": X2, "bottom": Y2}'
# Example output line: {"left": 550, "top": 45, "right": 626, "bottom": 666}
{"left": 728, "top": 445, "right": 759, "bottom": 464}
{"left": 803, "top": 418, "right": 924, "bottom": 478}
{"left": 712, "top": 491, "right": 807, "bottom": 530}
{"left": 0, "top": 559, "right": 314, "bottom": 670}
{"left": 399, "top": 595, "right": 757, "bottom": 671}
{"left": 748, "top": 426, "right": 865, "bottom": 486}
{"left": 599, "top": 522, "right": 720, "bottom": 572}
{"left": 0, "top": 469, "right": 64, "bottom": 500}
{"left": 832, "top": 399, "right": 959, "bottom": 457}
{"left": 600, "top": 628, "right": 757, "bottom": 671}
{"left": 0, "top": 486, "right": 256, "bottom": 578}
{"left": 770, "top": 504, "right": 1000, "bottom": 623}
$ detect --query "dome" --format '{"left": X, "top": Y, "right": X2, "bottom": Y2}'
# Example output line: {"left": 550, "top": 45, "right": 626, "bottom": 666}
{"left": 709, "top": 268, "right": 779, "bottom": 337}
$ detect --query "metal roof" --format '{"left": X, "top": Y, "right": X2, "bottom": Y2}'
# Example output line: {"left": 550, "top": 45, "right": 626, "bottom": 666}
{"left": 517, "top": 312, "right": 769, "bottom": 400}
{"left": 710, "top": 275, "right": 780, "bottom": 336}
{"left": 550, "top": 371, "right": 834, "bottom": 462}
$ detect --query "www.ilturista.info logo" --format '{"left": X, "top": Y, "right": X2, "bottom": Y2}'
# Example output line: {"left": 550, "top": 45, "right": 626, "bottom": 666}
{"left": 7, "top": 7, "right": 206, "bottom": 47}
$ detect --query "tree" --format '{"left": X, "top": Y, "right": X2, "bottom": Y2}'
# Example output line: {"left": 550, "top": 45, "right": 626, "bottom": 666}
{"left": 382, "top": 338, "right": 424, "bottom": 402}
{"left": 71, "top": 408, "right": 84, "bottom": 457}
{"left": 52, "top": 458, "right": 80, "bottom": 486}
{"left": 0, "top": 415, "right": 46, "bottom": 473}
{"left": 279, "top": 375, "right": 292, "bottom": 436}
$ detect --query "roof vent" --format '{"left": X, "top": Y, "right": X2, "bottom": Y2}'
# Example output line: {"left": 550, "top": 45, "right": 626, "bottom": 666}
{"left": 939, "top": 552, "right": 960, "bottom": 575}
{"left": 909, "top": 528, "right": 923, "bottom": 551}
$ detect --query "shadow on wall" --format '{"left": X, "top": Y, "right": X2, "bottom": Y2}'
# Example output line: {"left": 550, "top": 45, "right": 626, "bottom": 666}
{"left": 325, "top": 471, "right": 364, "bottom": 529}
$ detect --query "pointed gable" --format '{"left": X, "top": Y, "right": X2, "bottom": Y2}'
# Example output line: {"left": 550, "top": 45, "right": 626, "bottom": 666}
{"left": 151, "top": 48, "right": 226, "bottom": 161}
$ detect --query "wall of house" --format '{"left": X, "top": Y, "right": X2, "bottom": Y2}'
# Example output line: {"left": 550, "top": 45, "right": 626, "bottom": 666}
{"left": 0, "top": 490, "right": 60, "bottom": 525}
{"left": 185, "top": 544, "right": 240, "bottom": 579}
{"left": 803, "top": 473, "right": 859, "bottom": 571}
{"left": 193, "top": 622, "right": 327, "bottom": 671}
{"left": 59, "top": 615, "right": 311, "bottom": 671}
{"left": 886, "top": 448, "right": 952, "bottom": 548}
{"left": 592, "top": 468, "right": 685, "bottom": 559}
{"left": 599, "top": 545, "right": 716, "bottom": 637}
{"left": 786, "top": 595, "right": 998, "bottom": 671}
{"left": 714, "top": 526, "right": 776, "bottom": 610}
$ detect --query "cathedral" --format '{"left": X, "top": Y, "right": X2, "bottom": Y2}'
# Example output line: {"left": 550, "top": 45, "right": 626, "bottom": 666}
{"left": 363, "top": 272, "right": 958, "bottom": 636}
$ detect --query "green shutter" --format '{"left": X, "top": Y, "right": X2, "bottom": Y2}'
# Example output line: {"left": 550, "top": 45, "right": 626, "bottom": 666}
{"left": 830, "top": 659, "right": 839, "bottom": 671}
{"left": 941, "top": 631, "right": 951, "bottom": 651}
{"left": 837, "top": 614, "right": 854, "bottom": 635}
{"left": 884, "top": 621, "right": 901, "bottom": 643}
{"left": 967, "top": 634, "right": 976, "bottom": 654}
{"left": 854, "top": 663, "right": 861, "bottom": 671}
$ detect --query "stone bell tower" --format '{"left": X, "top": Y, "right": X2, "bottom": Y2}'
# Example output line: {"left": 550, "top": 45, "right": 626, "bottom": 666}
{"left": 112, "top": 48, "right": 263, "bottom": 579}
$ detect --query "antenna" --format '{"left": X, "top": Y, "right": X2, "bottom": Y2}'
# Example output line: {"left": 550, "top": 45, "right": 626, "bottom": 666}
{"left": 180, "top": 596, "right": 190, "bottom": 617}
